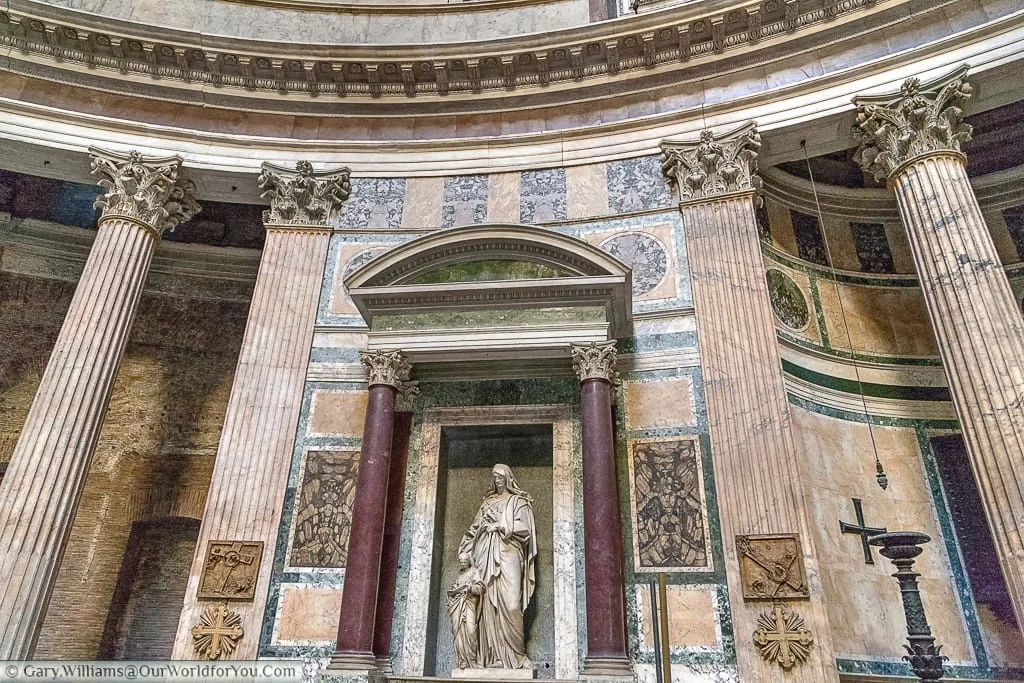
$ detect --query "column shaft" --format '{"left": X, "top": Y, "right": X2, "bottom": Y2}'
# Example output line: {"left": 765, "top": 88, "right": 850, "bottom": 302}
{"left": 892, "top": 153, "right": 1024, "bottom": 624}
{"left": 679, "top": 192, "right": 838, "bottom": 681}
{"left": 0, "top": 218, "right": 157, "bottom": 657}
{"left": 372, "top": 411, "right": 412, "bottom": 668}
{"left": 171, "top": 227, "right": 331, "bottom": 659}
{"left": 334, "top": 383, "right": 398, "bottom": 664}
{"left": 580, "top": 377, "right": 630, "bottom": 670}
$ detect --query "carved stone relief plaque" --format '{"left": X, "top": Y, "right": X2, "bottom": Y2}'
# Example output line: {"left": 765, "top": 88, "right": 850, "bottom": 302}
{"left": 191, "top": 603, "right": 244, "bottom": 660}
{"left": 736, "top": 533, "right": 809, "bottom": 600}
{"left": 752, "top": 602, "right": 814, "bottom": 670}
{"left": 197, "top": 540, "right": 264, "bottom": 601}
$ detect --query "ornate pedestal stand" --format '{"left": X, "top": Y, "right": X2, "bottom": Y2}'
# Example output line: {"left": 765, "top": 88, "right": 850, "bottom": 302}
{"left": 868, "top": 532, "right": 947, "bottom": 681}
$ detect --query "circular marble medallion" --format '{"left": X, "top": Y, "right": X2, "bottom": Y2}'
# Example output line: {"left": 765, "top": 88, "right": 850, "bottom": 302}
{"left": 602, "top": 232, "right": 669, "bottom": 296}
{"left": 766, "top": 269, "right": 810, "bottom": 331}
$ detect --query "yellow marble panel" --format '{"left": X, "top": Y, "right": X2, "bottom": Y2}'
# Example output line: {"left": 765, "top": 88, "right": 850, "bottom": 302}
{"left": 402, "top": 177, "right": 444, "bottom": 229}
{"left": 790, "top": 408, "right": 972, "bottom": 662}
{"left": 823, "top": 217, "right": 859, "bottom": 271}
{"left": 487, "top": 172, "right": 521, "bottom": 224}
{"left": 985, "top": 210, "right": 1020, "bottom": 266}
{"left": 817, "top": 281, "right": 938, "bottom": 357}
{"left": 565, "top": 163, "right": 609, "bottom": 219}
{"left": 276, "top": 584, "right": 343, "bottom": 643}
{"left": 766, "top": 199, "right": 797, "bottom": 256}
{"left": 884, "top": 222, "right": 915, "bottom": 273}
{"left": 308, "top": 390, "right": 367, "bottom": 437}
{"left": 623, "top": 376, "right": 695, "bottom": 430}
{"left": 638, "top": 584, "right": 719, "bottom": 649}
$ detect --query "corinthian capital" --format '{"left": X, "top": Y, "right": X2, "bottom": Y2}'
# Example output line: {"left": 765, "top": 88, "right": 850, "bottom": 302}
{"left": 660, "top": 123, "right": 762, "bottom": 201}
{"left": 258, "top": 161, "right": 351, "bottom": 226}
{"left": 89, "top": 148, "right": 200, "bottom": 234}
{"left": 361, "top": 350, "right": 412, "bottom": 388}
{"left": 853, "top": 65, "right": 973, "bottom": 182}
{"left": 570, "top": 341, "right": 618, "bottom": 384}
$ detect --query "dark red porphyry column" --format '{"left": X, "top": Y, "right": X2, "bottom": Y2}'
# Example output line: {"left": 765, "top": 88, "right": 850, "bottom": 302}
{"left": 571, "top": 340, "right": 633, "bottom": 676}
{"left": 372, "top": 404, "right": 414, "bottom": 671}
{"left": 330, "top": 350, "right": 410, "bottom": 671}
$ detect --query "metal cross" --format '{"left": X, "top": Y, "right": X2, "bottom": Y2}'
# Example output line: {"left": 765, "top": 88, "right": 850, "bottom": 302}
{"left": 840, "top": 498, "right": 887, "bottom": 564}
{"left": 191, "top": 604, "right": 243, "bottom": 660}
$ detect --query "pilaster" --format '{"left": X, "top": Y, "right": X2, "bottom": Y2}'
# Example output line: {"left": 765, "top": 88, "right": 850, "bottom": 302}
{"left": 661, "top": 124, "right": 839, "bottom": 681}
{"left": 0, "top": 148, "right": 198, "bottom": 657}
{"left": 172, "top": 161, "right": 349, "bottom": 659}
{"left": 854, "top": 66, "right": 1024, "bottom": 631}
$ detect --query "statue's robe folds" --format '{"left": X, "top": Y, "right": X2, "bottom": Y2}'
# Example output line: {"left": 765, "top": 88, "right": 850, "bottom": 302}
{"left": 459, "top": 492, "right": 537, "bottom": 668}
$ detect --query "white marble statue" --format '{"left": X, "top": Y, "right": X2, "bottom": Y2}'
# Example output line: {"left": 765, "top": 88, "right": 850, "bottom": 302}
{"left": 451, "top": 463, "right": 537, "bottom": 670}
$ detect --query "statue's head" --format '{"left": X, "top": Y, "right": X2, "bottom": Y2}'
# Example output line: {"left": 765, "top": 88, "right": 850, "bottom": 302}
{"left": 488, "top": 463, "right": 533, "bottom": 502}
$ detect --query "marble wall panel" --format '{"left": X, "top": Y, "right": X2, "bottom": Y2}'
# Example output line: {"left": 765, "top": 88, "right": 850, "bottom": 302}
{"left": 487, "top": 172, "right": 521, "bottom": 224}
{"left": 287, "top": 449, "right": 360, "bottom": 569}
{"left": 790, "top": 408, "right": 973, "bottom": 663}
{"left": 585, "top": 224, "right": 678, "bottom": 302}
{"left": 623, "top": 376, "right": 696, "bottom": 430}
{"left": 636, "top": 584, "right": 719, "bottom": 649}
{"left": 308, "top": 390, "right": 367, "bottom": 437}
{"left": 817, "top": 283, "right": 939, "bottom": 357}
{"left": 402, "top": 177, "right": 444, "bottom": 229}
{"left": 275, "top": 584, "right": 343, "bottom": 644}
{"left": 442, "top": 174, "right": 489, "bottom": 228}
{"left": 335, "top": 178, "right": 405, "bottom": 230}
{"left": 520, "top": 169, "right": 567, "bottom": 224}
{"left": 766, "top": 199, "right": 798, "bottom": 256}
{"left": 822, "top": 217, "right": 859, "bottom": 271}
{"left": 627, "top": 437, "right": 710, "bottom": 572}
{"left": 882, "top": 221, "right": 916, "bottom": 274}
{"left": 565, "top": 164, "right": 609, "bottom": 219}
{"left": 606, "top": 156, "right": 673, "bottom": 214}
{"left": 766, "top": 264, "right": 820, "bottom": 343}
{"left": 327, "top": 243, "right": 391, "bottom": 316}
{"left": 988, "top": 209, "right": 1020, "bottom": 265}
{"left": 850, "top": 222, "right": 896, "bottom": 274}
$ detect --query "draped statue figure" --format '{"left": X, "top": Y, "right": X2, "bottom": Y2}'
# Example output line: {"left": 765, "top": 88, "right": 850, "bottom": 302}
{"left": 448, "top": 464, "right": 537, "bottom": 670}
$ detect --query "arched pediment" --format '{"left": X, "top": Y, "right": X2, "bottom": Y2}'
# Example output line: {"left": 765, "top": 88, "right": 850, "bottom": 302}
{"left": 344, "top": 224, "right": 632, "bottom": 289}
{"left": 344, "top": 224, "right": 633, "bottom": 362}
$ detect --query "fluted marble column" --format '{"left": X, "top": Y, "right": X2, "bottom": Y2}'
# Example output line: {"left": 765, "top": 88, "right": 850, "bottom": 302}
{"left": 570, "top": 341, "right": 632, "bottom": 677}
{"left": 172, "top": 161, "right": 350, "bottom": 659}
{"left": 332, "top": 350, "right": 411, "bottom": 671}
{"left": 855, "top": 66, "right": 1024, "bottom": 630}
{"left": 0, "top": 149, "right": 198, "bottom": 657}
{"left": 662, "top": 125, "right": 838, "bottom": 681}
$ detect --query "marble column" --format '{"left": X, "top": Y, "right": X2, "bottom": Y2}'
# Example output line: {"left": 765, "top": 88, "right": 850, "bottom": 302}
{"left": 0, "top": 149, "right": 198, "bottom": 657}
{"left": 570, "top": 341, "right": 632, "bottom": 677}
{"left": 854, "top": 66, "right": 1024, "bottom": 629}
{"left": 172, "top": 161, "right": 350, "bottom": 659}
{"left": 331, "top": 351, "right": 411, "bottom": 671}
{"left": 661, "top": 125, "right": 838, "bottom": 681}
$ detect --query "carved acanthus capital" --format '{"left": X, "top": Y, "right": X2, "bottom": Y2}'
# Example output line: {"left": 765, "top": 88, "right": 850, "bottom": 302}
{"left": 853, "top": 65, "right": 973, "bottom": 182}
{"left": 258, "top": 160, "right": 351, "bottom": 226}
{"left": 395, "top": 379, "right": 421, "bottom": 412}
{"left": 361, "top": 350, "right": 411, "bottom": 388}
{"left": 660, "top": 123, "right": 762, "bottom": 201}
{"left": 89, "top": 148, "right": 200, "bottom": 234}
{"left": 570, "top": 341, "right": 618, "bottom": 384}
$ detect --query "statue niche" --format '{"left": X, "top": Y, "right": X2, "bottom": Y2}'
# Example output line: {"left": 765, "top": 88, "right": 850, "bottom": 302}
{"left": 448, "top": 464, "right": 537, "bottom": 676}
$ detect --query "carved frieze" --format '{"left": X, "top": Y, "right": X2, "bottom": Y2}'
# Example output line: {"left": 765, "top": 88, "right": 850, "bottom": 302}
{"left": 361, "top": 349, "right": 412, "bottom": 388}
{"left": 191, "top": 603, "right": 244, "bottom": 660}
{"left": 660, "top": 124, "right": 762, "bottom": 201}
{"left": 853, "top": 66, "right": 973, "bottom": 182}
{"left": 570, "top": 340, "right": 618, "bottom": 384}
{"left": 736, "top": 533, "right": 809, "bottom": 600}
{"left": 196, "top": 540, "right": 264, "bottom": 601}
{"left": 89, "top": 148, "right": 200, "bottom": 234}
{"left": 258, "top": 160, "right": 351, "bottom": 226}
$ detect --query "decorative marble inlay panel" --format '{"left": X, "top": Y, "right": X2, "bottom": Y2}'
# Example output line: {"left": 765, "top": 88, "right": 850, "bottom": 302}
{"left": 601, "top": 232, "right": 668, "bottom": 296}
{"left": 442, "top": 174, "right": 489, "bottom": 228}
{"left": 628, "top": 437, "right": 710, "bottom": 571}
{"left": 1002, "top": 205, "right": 1024, "bottom": 260}
{"left": 790, "top": 210, "right": 829, "bottom": 266}
{"left": 850, "top": 222, "right": 895, "bottom": 273}
{"left": 736, "top": 533, "right": 809, "bottom": 600}
{"left": 519, "top": 169, "right": 567, "bottom": 224}
{"left": 606, "top": 156, "right": 672, "bottom": 213}
{"left": 288, "top": 450, "right": 360, "bottom": 568}
{"left": 335, "top": 178, "right": 405, "bottom": 230}
{"left": 766, "top": 269, "right": 810, "bottom": 331}
{"left": 197, "top": 541, "right": 264, "bottom": 601}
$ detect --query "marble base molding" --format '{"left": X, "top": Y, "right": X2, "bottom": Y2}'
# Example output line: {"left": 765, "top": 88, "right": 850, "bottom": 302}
{"left": 452, "top": 668, "right": 536, "bottom": 679}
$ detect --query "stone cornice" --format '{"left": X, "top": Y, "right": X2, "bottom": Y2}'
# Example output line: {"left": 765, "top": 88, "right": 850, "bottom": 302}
{"left": 222, "top": 0, "right": 552, "bottom": 14}
{"left": 0, "top": 0, "right": 890, "bottom": 101}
